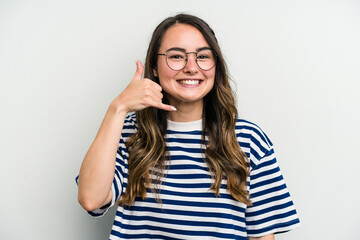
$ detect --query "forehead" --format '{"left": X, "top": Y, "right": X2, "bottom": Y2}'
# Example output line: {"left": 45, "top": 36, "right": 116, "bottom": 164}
{"left": 159, "top": 24, "right": 210, "bottom": 51}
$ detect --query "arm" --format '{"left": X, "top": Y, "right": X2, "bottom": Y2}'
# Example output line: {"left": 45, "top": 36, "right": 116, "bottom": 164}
{"left": 77, "top": 105, "right": 126, "bottom": 211}
{"left": 77, "top": 61, "right": 176, "bottom": 211}
{"left": 248, "top": 234, "right": 275, "bottom": 240}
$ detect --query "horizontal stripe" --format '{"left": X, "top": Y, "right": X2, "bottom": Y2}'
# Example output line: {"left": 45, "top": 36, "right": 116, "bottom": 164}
{"left": 245, "top": 200, "right": 295, "bottom": 218}
{"left": 112, "top": 222, "right": 241, "bottom": 239}
{"left": 166, "top": 137, "right": 204, "bottom": 144}
{"left": 250, "top": 175, "right": 284, "bottom": 190}
{"left": 166, "top": 154, "right": 205, "bottom": 162}
{"left": 77, "top": 113, "right": 299, "bottom": 239}
{"left": 129, "top": 196, "right": 246, "bottom": 212}
{"left": 167, "top": 146, "right": 205, "bottom": 153}
{"left": 156, "top": 180, "right": 223, "bottom": 189}
{"left": 120, "top": 207, "right": 246, "bottom": 228}
{"left": 251, "top": 166, "right": 280, "bottom": 182}
{"left": 247, "top": 219, "right": 300, "bottom": 236}
{"left": 110, "top": 231, "right": 185, "bottom": 240}
{"left": 119, "top": 215, "right": 247, "bottom": 232}
{"left": 246, "top": 209, "right": 298, "bottom": 226}
{"left": 250, "top": 183, "right": 288, "bottom": 199}
{"left": 145, "top": 189, "right": 238, "bottom": 202}
{"left": 251, "top": 192, "right": 291, "bottom": 208}
{"left": 166, "top": 164, "right": 209, "bottom": 171}
{"left": 119, "top": 205, "right": 246, "bottom": 223}
{"left": 159, "top": 173, "right": 212, "bottom": 179}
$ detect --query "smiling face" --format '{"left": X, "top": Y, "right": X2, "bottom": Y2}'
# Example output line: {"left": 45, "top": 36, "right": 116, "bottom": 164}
{"left": 154, "top": 24, "right": 216, "bottom": 108}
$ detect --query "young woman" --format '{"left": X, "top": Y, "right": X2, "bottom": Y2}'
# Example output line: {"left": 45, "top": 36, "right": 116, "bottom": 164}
{"left": 76, "top": 14, "right": 300, "bottom": 240}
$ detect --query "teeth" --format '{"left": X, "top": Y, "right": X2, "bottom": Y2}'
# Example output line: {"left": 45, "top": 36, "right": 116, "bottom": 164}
{"left": 179, "top": 80, "right": 200, "bottom": 85}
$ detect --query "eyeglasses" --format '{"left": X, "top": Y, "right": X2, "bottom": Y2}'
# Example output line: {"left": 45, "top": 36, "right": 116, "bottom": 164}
{"left": 157, "top": 48, "right": 217, "bottom": 71}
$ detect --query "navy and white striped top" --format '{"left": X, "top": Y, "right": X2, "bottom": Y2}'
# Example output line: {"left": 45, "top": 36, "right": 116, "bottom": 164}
{"left": 79, "top": 113, "right": 300, "bottom": 239}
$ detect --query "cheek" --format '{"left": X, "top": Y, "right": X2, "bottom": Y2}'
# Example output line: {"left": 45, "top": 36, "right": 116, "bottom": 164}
{"left": 158, "top": 70, "right": 172, "bottom": 89}
{"left": 206, "top": 69, "right": 216, "bottom": 85}
{"left": 156, "top": 60, "right": 167, "bottom": 77}
{"left": 158, "top": 65, "right": 178, "bottom": 83}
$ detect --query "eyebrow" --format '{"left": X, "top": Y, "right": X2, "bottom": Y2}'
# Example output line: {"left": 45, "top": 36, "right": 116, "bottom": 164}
{"left": 165, "top": 46, "right": 212, "bottom": 53}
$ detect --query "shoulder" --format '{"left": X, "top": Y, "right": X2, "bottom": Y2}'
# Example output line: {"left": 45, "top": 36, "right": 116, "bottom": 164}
{"left": 235, "top": 118, "right": 272, "bottom": 148}
{"left": 123, "top": 112, "right": 137, "bottom": 128}
{"left": 235, "top": 118, "right": 274, "bottom": 165}
{"left": 124, "top": 112, "right": 137, "bottom": 124}
{"left": 121, "top": 112, "right": 138, "bottom": 137}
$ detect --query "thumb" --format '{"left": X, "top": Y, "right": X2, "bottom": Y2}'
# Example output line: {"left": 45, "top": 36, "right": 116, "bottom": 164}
{"left": 133, "top": 60, "right": 144, "bottom": 80}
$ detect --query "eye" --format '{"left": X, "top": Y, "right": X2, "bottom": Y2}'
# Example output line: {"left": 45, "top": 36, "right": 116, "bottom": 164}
{"left": 197, "top": 50, "right": 214, "bottom": 61}
{"left": 197, "top": 54, "right": 210, "bottom": 59}
{"left": 169, "top": 54, "right": 184, "bottom": 59}
{"left": 167, "top": 51, "right": 186, "bottom": 60}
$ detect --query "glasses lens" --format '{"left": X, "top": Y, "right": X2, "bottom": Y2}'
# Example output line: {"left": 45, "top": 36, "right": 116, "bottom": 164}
{"left": 196, "top": 49, "right": 216, "bottom": 70}
{"left": 165, "top": 49, "right": 217, "bottom": 71}
{"left": 166, "top": 50, "right": 187, "bottom": 70}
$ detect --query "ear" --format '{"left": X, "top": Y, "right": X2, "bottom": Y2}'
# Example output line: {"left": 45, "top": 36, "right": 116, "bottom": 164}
{"left": 153, "top": 68, "right": 158, "bottom": 77}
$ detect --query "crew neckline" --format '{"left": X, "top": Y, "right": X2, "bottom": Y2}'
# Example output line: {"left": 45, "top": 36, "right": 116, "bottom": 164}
{"left": 167, "top": 118, "right": 203, "bottom": 131}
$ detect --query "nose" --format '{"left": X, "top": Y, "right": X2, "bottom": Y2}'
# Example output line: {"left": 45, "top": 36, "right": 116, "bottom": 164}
{"left": 183, "top": 52, "right": 198, "bottom": 74}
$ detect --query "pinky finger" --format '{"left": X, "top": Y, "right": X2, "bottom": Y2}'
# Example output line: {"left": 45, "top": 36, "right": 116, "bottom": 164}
{"left": 153, "top": 102, "right": 177, "bottom": 111}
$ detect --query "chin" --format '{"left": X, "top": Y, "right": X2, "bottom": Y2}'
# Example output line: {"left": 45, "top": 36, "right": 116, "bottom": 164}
{"left": 178, "top": 96, "right": 204, "bottom": 103}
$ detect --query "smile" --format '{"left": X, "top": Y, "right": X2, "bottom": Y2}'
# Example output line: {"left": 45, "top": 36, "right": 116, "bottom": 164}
{"left": 177, "top": 79, "right": 203, "bottom": 86}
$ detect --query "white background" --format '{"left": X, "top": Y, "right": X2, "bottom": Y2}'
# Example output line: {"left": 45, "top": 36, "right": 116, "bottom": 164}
{"left": 1, "top": 0, "right": 359, "bottom": 239}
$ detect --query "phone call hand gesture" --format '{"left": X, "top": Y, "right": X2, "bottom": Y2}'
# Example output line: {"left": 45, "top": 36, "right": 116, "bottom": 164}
{"left": 111, "top": 60, "right": 176, "bottom": 114}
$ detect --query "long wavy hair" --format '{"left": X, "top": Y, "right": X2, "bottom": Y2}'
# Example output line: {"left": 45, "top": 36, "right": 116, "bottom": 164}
{"left": 118, "top": 14, "right": 251, "bottom": 206}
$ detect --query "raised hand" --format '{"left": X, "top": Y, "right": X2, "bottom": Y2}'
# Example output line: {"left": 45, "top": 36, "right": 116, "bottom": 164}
{"left": 111, "top": 60, "right": 176, "bottom": 113}
{"left": 79, "top": 61, "right": 177, "bottom": 211}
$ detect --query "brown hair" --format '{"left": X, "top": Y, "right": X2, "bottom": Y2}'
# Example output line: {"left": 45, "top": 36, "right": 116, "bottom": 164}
{"left": 118, "top": 13, "right": 251, "bottom": 206}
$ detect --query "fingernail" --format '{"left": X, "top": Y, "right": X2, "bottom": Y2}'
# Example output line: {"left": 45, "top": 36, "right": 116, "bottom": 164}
{"left": 170, "top": 106, "right": 177, "bottom": 111}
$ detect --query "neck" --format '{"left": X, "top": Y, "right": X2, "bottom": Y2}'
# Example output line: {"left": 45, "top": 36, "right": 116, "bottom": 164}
{"left": 167, "top": 100, "right": 203, "bottom": 122}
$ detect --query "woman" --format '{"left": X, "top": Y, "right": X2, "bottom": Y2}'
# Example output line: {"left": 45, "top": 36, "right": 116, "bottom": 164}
{"left": 77, "top": 13, "right": 300, "bottom": 240}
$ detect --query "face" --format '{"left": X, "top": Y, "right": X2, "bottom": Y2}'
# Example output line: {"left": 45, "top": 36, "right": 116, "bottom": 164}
{"left": 154, "top": 24, "right": 215, "bottom": 107}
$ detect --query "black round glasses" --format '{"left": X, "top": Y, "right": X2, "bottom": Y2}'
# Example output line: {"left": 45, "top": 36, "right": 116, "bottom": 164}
{"left": 157, "top": 48, "right": 217, "bottom": 71}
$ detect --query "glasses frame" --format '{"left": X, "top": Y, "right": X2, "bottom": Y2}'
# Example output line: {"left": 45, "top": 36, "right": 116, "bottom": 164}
{"left": 157, "top": 49, "right": 217, "bottom": 71}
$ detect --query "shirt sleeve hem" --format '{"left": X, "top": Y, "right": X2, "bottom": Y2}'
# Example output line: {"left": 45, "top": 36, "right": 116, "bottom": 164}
{"left": 86, "top": 183, "right": 119, "bottom": 218}
{"left": 247, "top": 219, "right": 301, "bottom": 237}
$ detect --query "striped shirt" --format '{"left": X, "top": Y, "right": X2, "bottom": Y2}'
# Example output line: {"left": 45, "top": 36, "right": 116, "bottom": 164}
{"left": 77, "top": 113, "right": 300, "bottom": 239}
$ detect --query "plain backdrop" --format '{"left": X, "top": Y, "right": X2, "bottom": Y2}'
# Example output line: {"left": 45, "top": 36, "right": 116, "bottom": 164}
{"left": 1, "top": 0, "right": 359, "bottom": 239}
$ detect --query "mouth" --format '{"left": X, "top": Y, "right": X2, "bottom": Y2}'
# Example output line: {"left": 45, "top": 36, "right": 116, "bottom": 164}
{"left": 176, "top": 79, "right": 203, "bottom": 86}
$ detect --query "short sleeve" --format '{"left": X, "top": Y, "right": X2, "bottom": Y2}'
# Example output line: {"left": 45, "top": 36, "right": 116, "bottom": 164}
{"left": 75, "top": 113, "right": 136, "bottom": 218}
{"left": 245, "top": 126, "right": 300, "bottom": 237}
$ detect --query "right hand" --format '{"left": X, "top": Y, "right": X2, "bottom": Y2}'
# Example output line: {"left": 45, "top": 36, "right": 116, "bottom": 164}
{"left": 111, "top": 60, "right": 176, "bottom": 113}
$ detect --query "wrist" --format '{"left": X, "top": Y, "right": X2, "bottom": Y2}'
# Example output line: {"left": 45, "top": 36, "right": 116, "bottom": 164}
{"left": 108, "top": 101, "right": 128, "bottom": 118}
